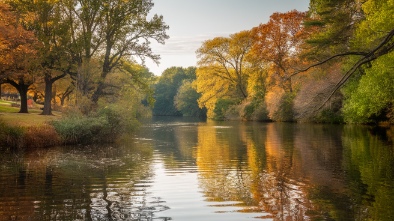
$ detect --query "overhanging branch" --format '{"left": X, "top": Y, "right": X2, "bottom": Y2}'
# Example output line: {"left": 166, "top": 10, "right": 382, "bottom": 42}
{"left": 292, "top": 29, "right": 394, "bottom": 114}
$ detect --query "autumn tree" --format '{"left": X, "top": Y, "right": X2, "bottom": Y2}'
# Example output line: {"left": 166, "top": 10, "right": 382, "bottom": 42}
{"left": 196, "top": 30, "right": 254, "bottom": 118}
{"left": 250, "top": 10, "right": 307, "bottom": 121}
{"left": 0, "top": 2, "right": 41, "bottom": 113}
{"left": 252, "top": 10, "right": 307, "bottom": 93}
{"left": 8, "top": 0, "right": 77, "bottom": 115}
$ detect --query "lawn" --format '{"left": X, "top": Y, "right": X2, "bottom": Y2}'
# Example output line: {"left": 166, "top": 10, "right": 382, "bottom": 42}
{"left": 0, "top": 100, "right": 61, "bottom": 127}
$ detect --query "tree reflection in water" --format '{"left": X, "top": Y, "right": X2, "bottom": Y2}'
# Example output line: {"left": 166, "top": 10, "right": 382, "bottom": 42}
{"left": 196, "top": 122, "right": 394, "bottom": 220}
{"left": 0, "top": 120, "right": 393, "bottom": 220}
{"left": 0, "top": 143, "right": 171, "bottom": 221}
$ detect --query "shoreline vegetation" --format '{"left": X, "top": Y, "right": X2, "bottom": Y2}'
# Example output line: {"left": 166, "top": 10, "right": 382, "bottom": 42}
{"left": 0, "top": 99, "right": 392, "bottom": 150}
{"left": 0, "top": 100, "right": 139, "bottom": 149}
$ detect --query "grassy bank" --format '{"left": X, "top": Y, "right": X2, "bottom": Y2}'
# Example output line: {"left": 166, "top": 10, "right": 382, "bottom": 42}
{"left": 0, "top": 100, "right": 139, "bottom": 148}
{"left": 0, "top": 100, "right": 62, "bottom": 148}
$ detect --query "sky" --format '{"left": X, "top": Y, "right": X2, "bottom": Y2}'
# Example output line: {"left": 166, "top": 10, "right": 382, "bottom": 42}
{"left": 145, "top": 0, "right": 310, "bottom": 76}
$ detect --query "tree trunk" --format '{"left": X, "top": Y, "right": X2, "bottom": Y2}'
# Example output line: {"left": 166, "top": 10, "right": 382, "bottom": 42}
{"left": 5, "top": 78, "right": 31, "bottom": 113}
{"left": 91, "top": 81, "right": 104, "bottom": 104}
{"left": 283, "top": 78, "right": 293, "bottom": 93}
{"left": 18, "top": 85, "right": 29, "bottom": 113}
{"left": 41, "top": 74, "right": 53, "bottom": 115}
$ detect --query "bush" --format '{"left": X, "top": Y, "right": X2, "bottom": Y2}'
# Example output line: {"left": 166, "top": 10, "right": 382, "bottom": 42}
{"left": 213, "top": 99, "right": 235, "bottom": 121}
{"left": 241, "top": 99, "right": 269, "bottom": 121}
{"left": 313, "top": 109, "right": 344, "bottom": 124}
{"left": 51, "top": 106, "right": 139, "bottom": 144}
{"left": 24, "top": 125, "right": 61, "bottom": 148}
{"left": 266, "top": 90, "right": 295, "bottom": 122}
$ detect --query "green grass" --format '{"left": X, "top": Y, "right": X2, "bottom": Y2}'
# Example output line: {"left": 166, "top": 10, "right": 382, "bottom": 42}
{"left": 0, "top": 99, "right": 61, "bottom": 126}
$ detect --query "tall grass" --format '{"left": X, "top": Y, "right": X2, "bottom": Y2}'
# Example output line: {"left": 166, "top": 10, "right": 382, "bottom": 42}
{"left": 0, "top": 121, "right": 60, "bottom": 149}
{"left": 0, "top": 121, "right": 25, "bottom": 148}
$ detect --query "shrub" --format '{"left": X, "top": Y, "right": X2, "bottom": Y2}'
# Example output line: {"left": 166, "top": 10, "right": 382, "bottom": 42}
{"left": 313, "top": 109, "right": 344, "bottom": 124}
{"left": 241, "top": 99, "right": 269, "bottom": 121}
{"left": 213, "top": 99, "right": 235, "bottom": 121}
{"left": 266, "top": 89, "right": 295, "bottom": 122}
{"left": 24, "top": 125, "right": 61, "bottom": 148}
{"left": 0, "top": 121, "right": 25, "bottom": 148}
{"left": 51, "top": 114, "right": 108, "bottom": 144}
{"left": 51, "top": 106, "right": 139, "bottom": 144}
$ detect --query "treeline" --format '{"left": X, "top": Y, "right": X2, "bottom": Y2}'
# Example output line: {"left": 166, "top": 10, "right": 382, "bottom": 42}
{"left": 154, "top": 0, "right": 394, "bottom": 124}
{"left": 1, "top": 0, "right": 393, "bottom": 126}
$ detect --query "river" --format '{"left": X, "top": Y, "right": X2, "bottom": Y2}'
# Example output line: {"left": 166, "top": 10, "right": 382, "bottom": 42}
{"left": 0, "top": 117, "right": 393, "bottom": 220}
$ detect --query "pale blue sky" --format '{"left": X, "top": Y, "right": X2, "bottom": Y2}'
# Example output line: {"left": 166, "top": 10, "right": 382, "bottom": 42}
{"left": 145, "top": 0, "right": 310, "bottom": 75}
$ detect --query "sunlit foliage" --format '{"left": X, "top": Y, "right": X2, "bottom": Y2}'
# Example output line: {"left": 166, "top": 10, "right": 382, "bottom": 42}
{"left": 196, "top": 30, "right": 254, "bottom": 118}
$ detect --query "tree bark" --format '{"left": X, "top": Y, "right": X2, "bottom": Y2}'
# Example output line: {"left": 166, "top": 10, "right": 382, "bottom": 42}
{"left": 4, "top": 78, "right": 31, "bottom": 113}
{"left": 18, "top": 85, "right": 29, "bottom": 113}
{"left": 41, "top": 74, "right": 53, "bottom": 115}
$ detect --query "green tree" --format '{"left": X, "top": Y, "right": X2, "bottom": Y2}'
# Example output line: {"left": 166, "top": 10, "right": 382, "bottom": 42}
{"left": 342, "top": 53, "right": 394, "bottom": 123}
{"left": 174, "top": 80, "right": 206, "bottom": 117}
{"left": 296, "top": 0, "right": 394, "bottom": 116}
{"left": 305, "top": 0, "right": 363, "bottom": 57}
{"left": 87, "top": 0, "right": 169, "bottom": 105}
{"left": 153, "top": 67, "right": 195, "bottom": 116}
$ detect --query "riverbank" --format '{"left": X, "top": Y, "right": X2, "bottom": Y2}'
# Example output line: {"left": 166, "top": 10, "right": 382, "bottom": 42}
{"left": 0, "top": 100, "right": 139, "bottom": 149}
{"left": 0, "top": 100, "right": 61, "bottom": 148}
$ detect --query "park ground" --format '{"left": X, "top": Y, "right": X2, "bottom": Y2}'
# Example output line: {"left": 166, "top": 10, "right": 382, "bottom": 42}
{"left": 0, "top": 100, "right": 61, "bottom": 127}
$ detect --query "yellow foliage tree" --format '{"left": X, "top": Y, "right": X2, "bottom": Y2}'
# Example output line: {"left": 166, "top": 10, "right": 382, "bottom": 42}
{"left": 196, "top": 30, "right": 254, "bottom": 117}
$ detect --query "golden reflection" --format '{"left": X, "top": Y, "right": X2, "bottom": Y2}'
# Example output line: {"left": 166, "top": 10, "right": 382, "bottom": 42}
{"left": 196, "top": 122, "right": 254, "bottom": 205}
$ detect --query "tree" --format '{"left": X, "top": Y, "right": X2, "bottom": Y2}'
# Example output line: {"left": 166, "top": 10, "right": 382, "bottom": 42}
{"left": 153, "top": 67, "right": 195, "bottom": 116}
{"left": 0, "top": 2, "right": 41, "bottom": 113}
{"left": 251, "top": 10, "right": 307, "bottom": 93}
{"left": 342, "top": 55, "right": 394, "bottom": 124}
{"left": 305, "top": 0, "right": 363, "bottom": 57}
{"left": 9, "top": 0, "right": 76, "bottom": 115}
{"left": 197, "top": 30, "right": 253, "bottom": 98}
{"left": 174, "top": 80, "right": 206, "bottom": 117}
{"left": 196, "top": 30, "right": 254, "bottom": 117}
{"left": 87, "top": 0, "right": 169, "bottom": 105}
{"left": 293, "top": 0, "right": 394, "bottom": 120}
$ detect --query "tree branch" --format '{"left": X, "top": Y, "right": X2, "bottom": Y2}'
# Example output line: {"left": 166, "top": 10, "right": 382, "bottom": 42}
{"left": 301, "top": 29, "right": 394, "bottom": 114}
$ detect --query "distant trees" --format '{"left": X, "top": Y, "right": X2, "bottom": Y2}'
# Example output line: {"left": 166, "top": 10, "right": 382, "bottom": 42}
{"left": 153, "top": 67, "right": 205, "bottom": 117}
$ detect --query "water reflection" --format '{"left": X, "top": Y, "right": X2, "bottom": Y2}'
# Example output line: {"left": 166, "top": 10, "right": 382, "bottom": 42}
{"left": 0, "top": 118, "right": 393, "bottom": 221}
{"left": 194, "top": 122, "right": 394, "bottom": 220}
{"left": 0, "top": 143, "right": 167, "bottom": 221}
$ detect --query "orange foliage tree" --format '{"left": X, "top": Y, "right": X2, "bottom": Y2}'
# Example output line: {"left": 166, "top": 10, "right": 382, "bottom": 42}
{"left": 0, "top": 2, "right": 41, "bottom": 113}
{"left": 251, "top": 10, "right": 307, "bottom": 93}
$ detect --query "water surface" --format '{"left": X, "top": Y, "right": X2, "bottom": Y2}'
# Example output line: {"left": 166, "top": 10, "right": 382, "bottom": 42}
{"left": 0, "top": 117, "right": 393, "bottom": 220}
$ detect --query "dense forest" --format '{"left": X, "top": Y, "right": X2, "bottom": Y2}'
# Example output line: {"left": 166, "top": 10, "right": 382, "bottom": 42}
{"left": 1, "top": 0, "right": 393, "bottom": 125}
